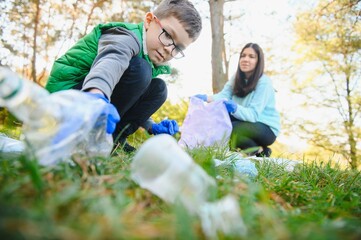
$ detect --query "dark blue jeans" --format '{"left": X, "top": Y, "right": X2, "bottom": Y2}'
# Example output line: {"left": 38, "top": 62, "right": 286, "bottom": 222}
{"left": 230, "top": 116, "right": 276, "bottom": 150}
{"left": 74, "top": 56, "right": 167, "bottom": 142}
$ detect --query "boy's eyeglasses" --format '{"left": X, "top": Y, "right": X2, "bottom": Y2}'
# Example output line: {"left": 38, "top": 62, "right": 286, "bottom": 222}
{"left": 153, "top": 16, "right": 185, "bottom": 59}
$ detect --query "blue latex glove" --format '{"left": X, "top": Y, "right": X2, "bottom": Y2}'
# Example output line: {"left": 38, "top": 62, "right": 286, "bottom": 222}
{"left": 194, "top": 94, "right": 207, "bottom": 102}
{"left": 86, "top": 93, "right": 120, "bottom": 134}
{"left": 152, "top": 119, "right": 179, "bottom": 135}
{"left": 223, "top": 100, "right": 237, "bottom": 113}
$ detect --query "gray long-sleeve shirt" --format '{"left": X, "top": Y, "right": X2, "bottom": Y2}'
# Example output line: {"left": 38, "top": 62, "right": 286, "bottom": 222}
{"left": 82, "top": 27, "right": 141, "bottom": 100}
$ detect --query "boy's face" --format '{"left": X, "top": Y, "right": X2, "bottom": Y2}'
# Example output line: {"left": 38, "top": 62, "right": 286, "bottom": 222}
{"left": 144, "top": 12, "right": 193, "bottom": 65}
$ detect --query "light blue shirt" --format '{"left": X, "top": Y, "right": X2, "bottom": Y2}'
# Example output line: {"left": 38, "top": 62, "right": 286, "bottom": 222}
{"left": 212, "top": 74, "right": 281, "bottom": 136}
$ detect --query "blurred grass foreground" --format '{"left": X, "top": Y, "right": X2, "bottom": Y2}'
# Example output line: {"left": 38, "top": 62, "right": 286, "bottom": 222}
{"left": 0, "top": 104, "right": 361, "bottom": 239}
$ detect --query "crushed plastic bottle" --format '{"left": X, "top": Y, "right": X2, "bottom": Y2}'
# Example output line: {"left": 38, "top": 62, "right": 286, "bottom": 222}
{"left": 131, "top": 134, "right": 247, "bottom": 238}
{"left": 214, "top": 152, "right": 258, "bottom": 178}
{"left": 0, "top": 67, "right": 113, "bottom": 165}
{"left": 199, "top": 195, "right": 247, "bottom": 238}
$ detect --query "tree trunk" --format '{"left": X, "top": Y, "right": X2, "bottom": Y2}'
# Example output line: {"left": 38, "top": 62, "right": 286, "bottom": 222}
{"left": 345, "top": 75, "right": 358, "bottom": 169}
{"left": 31, "top": 0, "right": 41, "bottom": 83}
{"left": 209, "top": 0, "right": 228, "bottom": 93}
{"left": 83, "top": 0, "right": 107, "bottom": 36}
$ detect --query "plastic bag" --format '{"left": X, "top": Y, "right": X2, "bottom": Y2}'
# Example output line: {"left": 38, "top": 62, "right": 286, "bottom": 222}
{"left": 178, "top": 97, "right": 232, "bottom": 149}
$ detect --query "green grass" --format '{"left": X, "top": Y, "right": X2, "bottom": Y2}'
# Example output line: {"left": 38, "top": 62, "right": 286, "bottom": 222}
{"left": 0, "top": 146, "right": 360, "bottom": 239}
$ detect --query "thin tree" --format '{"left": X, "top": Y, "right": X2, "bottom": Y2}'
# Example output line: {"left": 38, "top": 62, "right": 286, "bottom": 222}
{"left": 31, "top": 0, "right": 41, "bottom": 83}
{"left": 293, "top": 0, "right": 360, "bottom": 169}
{"left": 208, "top": 0, "right": 227, "bottom": 93}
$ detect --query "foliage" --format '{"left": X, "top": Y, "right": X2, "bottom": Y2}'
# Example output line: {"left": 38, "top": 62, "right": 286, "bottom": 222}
{"left": 0, "top": 108, "right": 21, "bottom": 139}
{"left": 0, "top": 146, "right": 360, "bottom": 239}
{"left": 0, "top": 0, "right": 160, "bottom": 84}
{"left": 292, "top": 0, "right": 361, "bottom": 169}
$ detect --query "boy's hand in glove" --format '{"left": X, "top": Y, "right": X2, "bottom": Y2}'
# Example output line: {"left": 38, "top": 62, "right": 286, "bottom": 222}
{"left": 86, "top": 93, "right": 120, "bottom": 134}
{"left": 152, "top": 119, "right": 179, "bottom": 135}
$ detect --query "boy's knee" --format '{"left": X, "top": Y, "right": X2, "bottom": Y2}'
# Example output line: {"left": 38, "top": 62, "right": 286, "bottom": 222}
{"left": 128, "top": 56, "right": 152, "bottom": 86}
{"left": 151, "top": 78, "right": 168, "bottom": 101}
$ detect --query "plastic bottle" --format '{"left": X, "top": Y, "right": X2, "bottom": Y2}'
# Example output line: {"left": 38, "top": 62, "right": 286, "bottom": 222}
{"left": 0, "top": 67, "right": 113, "bottom": 165}
{"left": 199, "top": 195, "right": 247, "bottom": 238}
{"left": 214, "top": 153, "right": 258, "bottom": 178}
{"left": 131, "top": 134, "right": 216, "bottom": 213}
{"left": 131, "top": 134, "right": 247, "bottom": 238}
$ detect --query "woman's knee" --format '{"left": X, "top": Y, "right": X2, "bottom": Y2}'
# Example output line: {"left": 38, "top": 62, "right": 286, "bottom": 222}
{"left": 230, "top": 133, "right": 257, "bottom": 149}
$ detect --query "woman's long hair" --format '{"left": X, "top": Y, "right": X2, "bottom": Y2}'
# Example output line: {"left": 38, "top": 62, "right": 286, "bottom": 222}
{"left": 233, "top": 43, "right": 264, "bottom": 97}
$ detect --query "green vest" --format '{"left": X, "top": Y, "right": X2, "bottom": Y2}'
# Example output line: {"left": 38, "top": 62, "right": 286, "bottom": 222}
{"left": 45, "top": 22, "right": 171, "bottom": 93}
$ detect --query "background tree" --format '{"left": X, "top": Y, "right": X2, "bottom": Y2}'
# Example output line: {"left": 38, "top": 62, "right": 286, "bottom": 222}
{"left": 207, "top": 0, "right": 242, "bottom": 93}
{"left": 208, "top": 0, "right": 227, "bottom": 93}
{"left": 292, "top": 0, "right": 361, "bottom": 169}
{"left": 0, "top": 0, "right": 161, "bottom": 84}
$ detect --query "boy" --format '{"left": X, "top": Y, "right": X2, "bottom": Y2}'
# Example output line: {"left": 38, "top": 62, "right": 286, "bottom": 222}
{"left": 45, "top": 0, "right": 202, "bottom": 152}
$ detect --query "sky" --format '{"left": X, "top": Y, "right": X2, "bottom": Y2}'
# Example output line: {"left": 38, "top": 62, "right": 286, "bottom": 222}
{"left": 167, "top": 0, "right": 306, "bottom": 99}
{"left": 166, "top": 0, "right": 314, "bottom": 154}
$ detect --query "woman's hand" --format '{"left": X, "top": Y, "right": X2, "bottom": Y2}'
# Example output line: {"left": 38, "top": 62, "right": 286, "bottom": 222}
{"left": 223, "top": 100, "right": 237, "bottom": 113}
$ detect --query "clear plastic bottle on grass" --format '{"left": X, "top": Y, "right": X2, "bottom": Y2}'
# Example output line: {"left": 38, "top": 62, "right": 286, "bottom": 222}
{"left": 131, "top": 134, "right": 247, "bottom": 238}
{"left": 214, "top": 153, "right": 258, "bottom": 179}
{"left": 0, "top": 67, "right": 113, "bottom": 165}
{"left": 131, "top": 134, "right": 217, "bottom": 213}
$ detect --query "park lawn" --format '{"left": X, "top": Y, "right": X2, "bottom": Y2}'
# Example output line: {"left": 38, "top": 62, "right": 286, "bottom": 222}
{"left": 0, "top": 146, "right": 360, "bottom": 240}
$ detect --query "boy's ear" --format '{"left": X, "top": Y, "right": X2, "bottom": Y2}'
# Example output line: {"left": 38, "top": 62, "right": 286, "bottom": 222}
{"left": 144, "top": 12, "right": 154, "bottom": 30}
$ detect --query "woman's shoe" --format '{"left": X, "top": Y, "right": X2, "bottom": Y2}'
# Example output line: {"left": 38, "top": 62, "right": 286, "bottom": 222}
{"left": 255, "top": 147, "right": 272, "bottom": 157}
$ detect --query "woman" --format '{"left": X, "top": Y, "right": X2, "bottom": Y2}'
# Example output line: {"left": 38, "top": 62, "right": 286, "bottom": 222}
{"left": 195, "top": 43, "right": 280, "bottom": 156}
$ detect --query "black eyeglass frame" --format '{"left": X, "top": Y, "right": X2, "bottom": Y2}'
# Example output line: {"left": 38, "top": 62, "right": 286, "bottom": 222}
{"left": 154, "top": 16, "right": 185, "bottom": 59}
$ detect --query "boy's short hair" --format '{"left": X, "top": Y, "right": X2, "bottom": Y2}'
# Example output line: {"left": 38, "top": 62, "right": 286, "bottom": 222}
{"left": 154, "top": 0, "right": 202, "bottom": 41}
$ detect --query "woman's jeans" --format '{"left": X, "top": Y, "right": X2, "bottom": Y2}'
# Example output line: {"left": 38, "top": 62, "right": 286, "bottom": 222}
{"left": 230, "top": 115, "right": 276, "bottom": 151}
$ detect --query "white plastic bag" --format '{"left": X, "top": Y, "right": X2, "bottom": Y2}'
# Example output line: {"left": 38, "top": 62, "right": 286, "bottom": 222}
{"left": 179, "top": 97, "right": 232, "bottom": 149}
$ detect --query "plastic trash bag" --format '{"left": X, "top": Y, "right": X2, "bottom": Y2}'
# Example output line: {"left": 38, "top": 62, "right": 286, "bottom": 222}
{"left": 178, "top": 97, "right": 232, "bottom": 149}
